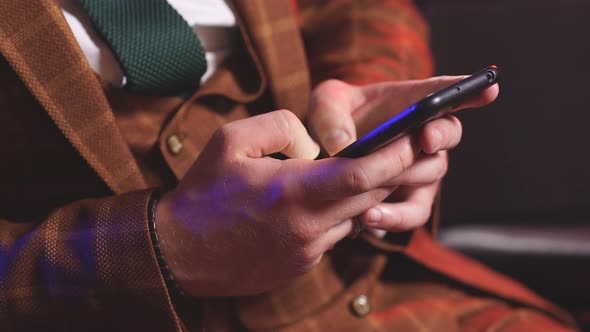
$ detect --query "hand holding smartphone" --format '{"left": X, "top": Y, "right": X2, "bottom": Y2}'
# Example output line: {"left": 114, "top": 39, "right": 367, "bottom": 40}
{"left": 334, "top": 66, "right": 500, "bottom": 158}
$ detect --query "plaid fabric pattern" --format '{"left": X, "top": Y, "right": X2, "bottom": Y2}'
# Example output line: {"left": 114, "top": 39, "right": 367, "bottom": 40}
{"left": 0, "top": 190, "right": 182, "bottom": 331}
{"left": 0, "top": 0, "right": 147, "bottom": 194}
{"left": 229, "top": 229, "right": 576, "bottom": 332}
{"left": 0, "top": 0, "right": 578, "bottom": 331}
{"left": 298, "top": 0, "right": 434, "bottom": 85}
{"left": 232, "top": 0, "right": 311, "bottom": 118}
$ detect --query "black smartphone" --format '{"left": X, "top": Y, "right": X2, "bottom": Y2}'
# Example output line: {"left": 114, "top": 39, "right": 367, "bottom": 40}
{"left": 334, "top": 66, "right": 500, "bottom": 158}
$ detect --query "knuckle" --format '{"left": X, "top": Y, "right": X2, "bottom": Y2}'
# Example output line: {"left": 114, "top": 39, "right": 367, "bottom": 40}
{"left": 396, "top": 209, "right": 407, "bottom": 228}
{"left": 301, "top": 246, "right": 322, "bottom": 266}
{"left": 274, "top": 109, "right": 302, "bottom": 140}
{"left": 273, "top": 109, "right": 295, "bottom": 133}
{"left": 387, "top": 207, "right": 407, "bottom": 230}
{"left": 344, "top": 164, "right": 372, "bottom": 194}
{"left": 436, "top": 127, "right": 447, "bottom": 146}
{"left": 390, "top": 141, "right": 415, "bottom": 175}
{"left": 275, "top": 109, "right": 298, "bottom": 125}
{"left": 437, "top": 116, "right": 463, "bottom": 148}
{"left": 294, "top": 222, "right": 321, "bottom": 243}
{"left": 392, "top": 153, "right": 405, "bottom": 176}
{"left": 291, "top": 245, "right": 323, "bottom": 274}
{"left": 212, "top": 125, "right": 236, "bottom": 152}
{"left": 273, "top": 110, "right": 303, "bottom": 154}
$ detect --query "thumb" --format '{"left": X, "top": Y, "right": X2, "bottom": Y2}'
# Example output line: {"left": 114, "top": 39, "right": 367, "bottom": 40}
{"left": 218, "top": 109, "right": 320, "bottom": 160}
{"left": 308, "top": 80, "right": 361, "bottom": 156}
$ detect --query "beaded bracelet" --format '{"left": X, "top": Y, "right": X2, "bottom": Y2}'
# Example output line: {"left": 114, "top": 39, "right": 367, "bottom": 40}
{"left": 148, "top": 191, "right": 185, "bottom": 298}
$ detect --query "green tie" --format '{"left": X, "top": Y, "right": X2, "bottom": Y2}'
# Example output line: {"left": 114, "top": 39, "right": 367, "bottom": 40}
{"left": 79, "top": 0, "right": 207, "bottom": 96}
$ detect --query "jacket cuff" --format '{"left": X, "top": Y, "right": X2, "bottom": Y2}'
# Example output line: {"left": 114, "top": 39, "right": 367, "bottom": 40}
{"left": 93, "top": 189, "right": 184, "bottom": 331}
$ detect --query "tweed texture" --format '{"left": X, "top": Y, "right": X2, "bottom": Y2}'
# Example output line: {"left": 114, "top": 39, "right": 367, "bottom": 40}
{"left": 0, "top": 0, "right": 147, "bottom": 194}
{"left": 0, "top": 0, "right": 578, "bottom": 331}
{"left": 0, "top": 190, "right": 182, "bottom": 331}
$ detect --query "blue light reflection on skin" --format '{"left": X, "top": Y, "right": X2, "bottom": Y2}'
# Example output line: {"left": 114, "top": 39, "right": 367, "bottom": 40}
{"left": 170, "top": 175, "right": 264, "bottom": 235}
{"left": 168, "top": 160, "right": 347, "bottom": 236}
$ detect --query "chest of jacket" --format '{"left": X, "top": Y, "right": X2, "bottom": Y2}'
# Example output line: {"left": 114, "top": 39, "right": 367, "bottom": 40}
{"left": 0, "top": 0, "right": 309, "bottom": 222}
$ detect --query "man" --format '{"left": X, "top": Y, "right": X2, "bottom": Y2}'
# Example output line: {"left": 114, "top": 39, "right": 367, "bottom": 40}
{"left": 0, "top": 0, "right": 576, "bottom": 331}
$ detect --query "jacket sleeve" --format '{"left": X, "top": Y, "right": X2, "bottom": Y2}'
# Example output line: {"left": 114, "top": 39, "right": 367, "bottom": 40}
{"left": 297, "top": 0, "right": 434, "bottom": 85}
{"left": 0, "top": 190, "right": 183, "bottom": 331}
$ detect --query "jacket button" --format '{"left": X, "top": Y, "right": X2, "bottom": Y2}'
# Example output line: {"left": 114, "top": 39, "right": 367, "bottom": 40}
{"left": 350, "top": 295, "right": 371, "bottom": 317}
{"left": 167, "top": 134, "right": 184, "bottom": 155}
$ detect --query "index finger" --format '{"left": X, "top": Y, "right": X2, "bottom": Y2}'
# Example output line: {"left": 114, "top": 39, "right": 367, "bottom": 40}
{"left": 298, "top": 133, "right": 420, "bottom": 200}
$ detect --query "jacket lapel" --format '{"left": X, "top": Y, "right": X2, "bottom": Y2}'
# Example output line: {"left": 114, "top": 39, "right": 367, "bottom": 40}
{"left": 231, "top": 0, "right": 311, "bottom": 119}
{"left": 0, "top": 0, "right": 146, "bottom": 194}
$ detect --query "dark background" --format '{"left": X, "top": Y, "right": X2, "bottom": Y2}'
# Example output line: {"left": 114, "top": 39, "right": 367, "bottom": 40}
{"left": 421, "top": 1, "right": 590, "bottom": 328}
{"left": 423, "top": 0, "right": 590, "bottom": 228}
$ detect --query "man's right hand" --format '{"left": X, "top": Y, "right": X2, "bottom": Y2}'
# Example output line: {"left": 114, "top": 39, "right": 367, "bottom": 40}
{"left": 155, "top": 109, "right": 459, "bottom": 297}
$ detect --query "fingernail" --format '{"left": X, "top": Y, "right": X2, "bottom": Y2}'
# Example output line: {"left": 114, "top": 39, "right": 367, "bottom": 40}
{"left": 323, "top": 129, "right": 351, "bottom": 154}
{"left": 365, "top": 208, "right": 382, "bottom": 226}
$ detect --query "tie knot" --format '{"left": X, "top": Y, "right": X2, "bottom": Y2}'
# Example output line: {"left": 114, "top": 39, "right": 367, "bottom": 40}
{"left": 79, "top": 0, "right": 207, "bottom": 96}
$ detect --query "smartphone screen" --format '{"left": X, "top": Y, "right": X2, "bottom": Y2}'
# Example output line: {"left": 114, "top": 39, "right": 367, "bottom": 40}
{"left": 334, "top": 66, "right": 500, "bottom": 158}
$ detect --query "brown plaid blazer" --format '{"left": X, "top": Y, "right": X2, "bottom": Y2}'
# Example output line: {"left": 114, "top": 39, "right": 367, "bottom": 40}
{"left": 0, "top": 0, "right": 577, "bottom": 331}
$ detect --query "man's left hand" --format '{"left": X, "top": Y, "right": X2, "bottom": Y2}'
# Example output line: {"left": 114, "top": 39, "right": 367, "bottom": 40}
{"left": 307, "top": 77, "right": 499, "bottom": 232}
